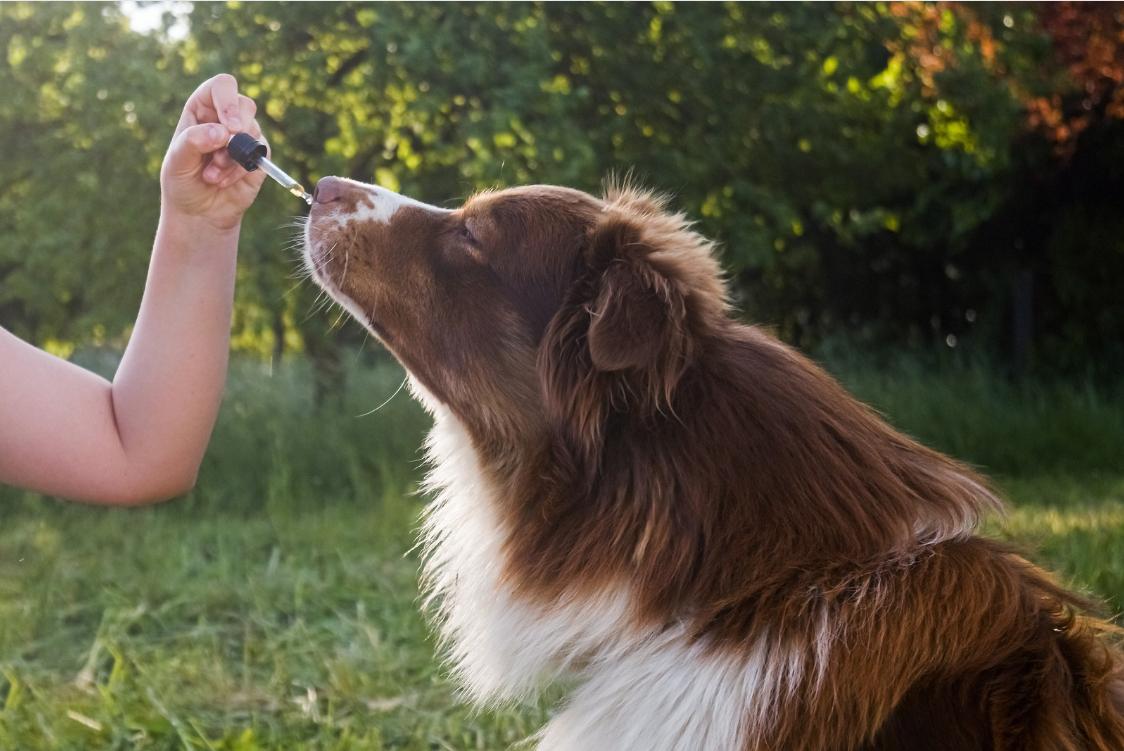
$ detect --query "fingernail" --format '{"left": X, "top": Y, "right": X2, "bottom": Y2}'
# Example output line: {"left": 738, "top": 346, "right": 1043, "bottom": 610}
{"left": 208, "top": 124, "right": 222, "bottom": 141}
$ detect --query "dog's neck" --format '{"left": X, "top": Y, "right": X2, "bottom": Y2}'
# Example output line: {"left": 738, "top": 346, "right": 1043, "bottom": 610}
{"left": 431, "top": 325, "right": 1002, "bottom": 626}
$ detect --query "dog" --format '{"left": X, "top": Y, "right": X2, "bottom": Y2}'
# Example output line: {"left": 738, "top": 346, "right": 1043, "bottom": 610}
{"left": 303, "top": 176, "right": 1124, "bottom": 750}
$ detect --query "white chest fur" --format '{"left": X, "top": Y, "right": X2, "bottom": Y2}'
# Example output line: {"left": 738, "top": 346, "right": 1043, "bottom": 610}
{"left": 417, "top": 408, "right": 808, "bottom": 750}
{"left": 418, "top": 409, "right": 635, "bottom": 703}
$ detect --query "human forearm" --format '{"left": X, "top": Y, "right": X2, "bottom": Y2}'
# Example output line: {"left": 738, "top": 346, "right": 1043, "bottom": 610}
{"left": 0, "top": 216, "right": 244, "bottom": 505}
{"left": 109, "top": 213, "right": 239, "bottom": 498}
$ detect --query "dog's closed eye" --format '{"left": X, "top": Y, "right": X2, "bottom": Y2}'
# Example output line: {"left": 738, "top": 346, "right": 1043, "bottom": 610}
{"left": 457, "top": 223, "right": 488, "bottom": 265}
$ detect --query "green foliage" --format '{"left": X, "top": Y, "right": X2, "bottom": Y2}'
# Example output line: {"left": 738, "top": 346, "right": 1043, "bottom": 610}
{"left": 186, "top": 355, "right": 428, "bottom": 514}
{"left": 186, "top": 2, "right": 1034, "bottom": 349}
{"left": 2, "top": 357, "right": 1123, "bottom": 748}
{"left": 0, "top": 3, "right": 181, "bottom": 345}
{"left": 2, "top": 2, "right": 1121, "bottom": 370}
{"left": 823, "top": 351, "right": 1124, "bottom": 476}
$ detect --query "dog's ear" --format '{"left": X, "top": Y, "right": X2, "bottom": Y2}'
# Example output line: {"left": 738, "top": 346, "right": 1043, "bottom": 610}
{"left": 539, "top": 215, "right": 695, "bottom": 464}
{"left": 584, "top": 218, "right": 691, "bottom": 399}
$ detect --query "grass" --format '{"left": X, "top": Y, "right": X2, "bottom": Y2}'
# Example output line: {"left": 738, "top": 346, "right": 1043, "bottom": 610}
{"left": 1, "top": 353, "right": 1123, "bottom": 749}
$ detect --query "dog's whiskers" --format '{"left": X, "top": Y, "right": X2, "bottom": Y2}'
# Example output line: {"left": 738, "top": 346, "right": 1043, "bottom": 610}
{"left": 354, "top": 377, "right": 408, "bottom": 418}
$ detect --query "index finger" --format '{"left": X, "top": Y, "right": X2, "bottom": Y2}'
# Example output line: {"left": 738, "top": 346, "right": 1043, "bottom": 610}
{"left": 178, "top": 73, "right": 244, "bottom": 135}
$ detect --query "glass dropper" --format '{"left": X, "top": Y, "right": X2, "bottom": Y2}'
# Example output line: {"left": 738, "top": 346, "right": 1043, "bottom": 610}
{"left": 226, "top": 133, "right": 313, "bottom": 205}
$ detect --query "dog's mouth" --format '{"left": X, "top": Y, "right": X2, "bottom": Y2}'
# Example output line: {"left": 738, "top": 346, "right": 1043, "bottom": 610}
{"left": 302, "top": 206, "right": 339, "bottom": 283}
{"left": 303, "top": 202, "right": 362, "bottom": 299}
{"left": 303, "top": 236, "right": 331, "bottom": 288}
{"left": 301, "top": 212, "right": 377, "bottom": 336}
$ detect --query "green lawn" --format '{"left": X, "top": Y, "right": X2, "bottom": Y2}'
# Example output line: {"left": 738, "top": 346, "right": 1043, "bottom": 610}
{"left": 1, "top": 356, "right": 1122, "bottom": 749}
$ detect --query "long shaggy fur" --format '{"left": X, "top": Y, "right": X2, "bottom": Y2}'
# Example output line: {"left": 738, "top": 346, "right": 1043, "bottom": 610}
{"left": 305, "top": 176, "right": 1124, "bottom": 750}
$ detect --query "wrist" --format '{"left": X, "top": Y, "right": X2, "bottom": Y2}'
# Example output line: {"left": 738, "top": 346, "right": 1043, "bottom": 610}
{"left": 156, "top": 211, "right": 241, "bottom": 266}
{"left": 159, "top": 209, "right": 242, "bottom": 244}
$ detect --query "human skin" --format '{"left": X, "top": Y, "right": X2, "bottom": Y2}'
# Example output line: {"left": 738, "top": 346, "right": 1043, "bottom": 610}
{"left": 0, "top": 74, "right": 268, "bottom": 505}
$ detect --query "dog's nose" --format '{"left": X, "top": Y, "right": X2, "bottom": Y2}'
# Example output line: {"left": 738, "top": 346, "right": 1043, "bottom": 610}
{"left": 313, "top": 176, "right": 344, "bottom": 204}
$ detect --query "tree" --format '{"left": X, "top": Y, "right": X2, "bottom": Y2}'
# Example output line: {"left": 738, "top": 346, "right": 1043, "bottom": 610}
{"left": 0, "top": 2, "right": 186, "bottom": 351}
{"left": 2, "top": 2, "right": 1122, "bottom": 376}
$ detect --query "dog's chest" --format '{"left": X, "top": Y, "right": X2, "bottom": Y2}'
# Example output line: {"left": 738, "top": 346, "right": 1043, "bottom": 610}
{"left": 415, "top": 411, "right": 820, "bottom": 750}
{"left": 418, "top": 412, "right": 633, "bottom": 702}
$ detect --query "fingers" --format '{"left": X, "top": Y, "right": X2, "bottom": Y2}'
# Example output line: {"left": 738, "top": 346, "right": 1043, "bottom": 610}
{"left": 207, "top": 95, "right": 258, "bottom": 173}
{"left": 202, "top": 73, "right": 243, "bottom": 132}
{"left": 206, "top": 96, "right": 265, "bottom": 187}
{"left": 171, "top": 76, "right": 270, "bottom": 197}
{"left": 166, "top": 123, "right": 232, "bottom": 173}
{"left": 239, "top": 93, "right": 258, "bottom": 122}
{"left": 176, "top": 73, "right": 246, "bottom": 136}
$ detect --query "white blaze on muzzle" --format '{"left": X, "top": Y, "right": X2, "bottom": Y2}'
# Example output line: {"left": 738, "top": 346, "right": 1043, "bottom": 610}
{"left": 329, "top": 177, "right": 450, "bottom": 225}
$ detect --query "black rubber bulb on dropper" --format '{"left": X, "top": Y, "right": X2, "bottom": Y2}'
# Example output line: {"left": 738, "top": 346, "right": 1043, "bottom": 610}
{"left": 225, "top": 133, "right": 313, "bottom": 204}
{"left": 226, "top": 132, "right": 267, "bottom": 172}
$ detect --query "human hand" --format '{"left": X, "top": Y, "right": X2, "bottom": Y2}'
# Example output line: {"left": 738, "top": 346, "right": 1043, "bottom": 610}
{"left": 160, "top": 74, "right": 268, "bottom": 233}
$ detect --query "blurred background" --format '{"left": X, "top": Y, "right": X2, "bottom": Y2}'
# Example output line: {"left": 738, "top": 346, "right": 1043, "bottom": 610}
{"left": 1, "top": 3, "right": 1123, "bottom": 749}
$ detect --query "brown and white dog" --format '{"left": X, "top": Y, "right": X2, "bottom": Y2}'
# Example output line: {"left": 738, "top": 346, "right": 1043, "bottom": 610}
{"left": 303, "top": 176, "right": 1124, "bottom": 750}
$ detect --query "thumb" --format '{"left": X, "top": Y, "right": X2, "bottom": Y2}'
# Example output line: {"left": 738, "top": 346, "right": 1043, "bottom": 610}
{"left": 165, "top": 123, "right": 231, "bottom": 173}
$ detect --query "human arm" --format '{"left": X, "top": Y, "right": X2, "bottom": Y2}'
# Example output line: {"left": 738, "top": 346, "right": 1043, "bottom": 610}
{"left": 0, "top": 74, "right": 267, "bottom": 504}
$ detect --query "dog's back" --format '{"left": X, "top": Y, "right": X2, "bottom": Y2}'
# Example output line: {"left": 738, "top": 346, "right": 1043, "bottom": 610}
{"left": 864, "top": 544, "right": 1124, "bottom": 751}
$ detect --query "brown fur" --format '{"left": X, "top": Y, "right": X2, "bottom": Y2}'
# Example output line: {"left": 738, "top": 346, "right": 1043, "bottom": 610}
{"left": 307, "top": 178, "right": 1124, "bottom": 750}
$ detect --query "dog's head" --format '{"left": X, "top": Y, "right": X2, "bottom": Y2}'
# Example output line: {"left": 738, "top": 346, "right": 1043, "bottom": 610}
{"left": 304, "top": 177, "right": 727, "bottom": 450}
